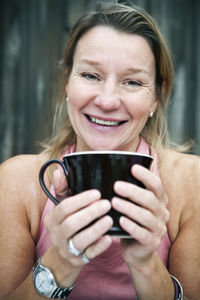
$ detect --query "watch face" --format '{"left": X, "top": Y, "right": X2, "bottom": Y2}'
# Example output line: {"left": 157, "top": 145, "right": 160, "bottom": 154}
{"left": 35, "top": 270, "right": 53, "bottom": 295}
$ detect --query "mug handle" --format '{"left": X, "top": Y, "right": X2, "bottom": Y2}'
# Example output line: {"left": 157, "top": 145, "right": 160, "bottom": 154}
{"left": 39, "top": 159, "right": 69, "bottom": 205}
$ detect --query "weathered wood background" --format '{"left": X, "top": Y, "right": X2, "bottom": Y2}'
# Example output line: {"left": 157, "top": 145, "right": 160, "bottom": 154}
{"left": 1, "top": 0, "right": 200, "bottom": 163}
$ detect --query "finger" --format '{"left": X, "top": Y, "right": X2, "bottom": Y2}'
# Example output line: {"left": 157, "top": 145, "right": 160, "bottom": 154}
{"left": 131, "top": 164, "right": 167, "bottom": 204}
{"left": 61, "top": 199, "right": 112, "bottom": 237}
{"left": 119, "top": 216, "right": 162, "bottom": 249}
{"left": 112, "top": 197, "right": 158, "bottom": 231}
{"left": 112, "top": 181, "right": 170, "bottom": 223}
{"left": 72, "top": 215, "right": 113, "bottom": 251}
{"left": 114, "top": 180, "right": 160, "bottom": 212}
{"left": 54, "top": 189, "right": 101, "bottom": 223}
{"left": 84, "top": 235, "right": 113, "bottom": 260}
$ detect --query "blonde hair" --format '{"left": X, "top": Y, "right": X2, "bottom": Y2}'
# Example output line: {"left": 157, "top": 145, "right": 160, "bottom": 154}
{"left": 43, "top": 2, "right": 175, "bottom": 159}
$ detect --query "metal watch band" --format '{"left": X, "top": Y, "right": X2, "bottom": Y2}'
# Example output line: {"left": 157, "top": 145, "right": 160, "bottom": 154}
{"left": 51, "top": 286, "right": 74, "bottom": 298}
{"left": 33, "top": 258, "right": 75, "bottom": 299}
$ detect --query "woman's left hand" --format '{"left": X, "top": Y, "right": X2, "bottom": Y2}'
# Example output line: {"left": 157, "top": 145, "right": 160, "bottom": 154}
{"left": 112, "top": 164, "right": 170, "bottom": 268}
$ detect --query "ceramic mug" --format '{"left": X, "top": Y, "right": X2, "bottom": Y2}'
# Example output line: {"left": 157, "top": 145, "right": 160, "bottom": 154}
{"left": 39, "top": 151, "right": 153, "bottom": 238}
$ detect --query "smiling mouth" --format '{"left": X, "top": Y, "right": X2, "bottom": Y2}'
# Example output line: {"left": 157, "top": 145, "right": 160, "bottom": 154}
{"left": 86, "top": 115, "right": 127, "bottom": 127}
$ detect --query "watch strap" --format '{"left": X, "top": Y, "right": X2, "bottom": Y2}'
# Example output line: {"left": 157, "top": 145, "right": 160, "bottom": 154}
{"left": 51, "top": 286, "right": 74, "bottom": 298}
{"left": 33, "top": 258, "right": 75, "bottom": 299}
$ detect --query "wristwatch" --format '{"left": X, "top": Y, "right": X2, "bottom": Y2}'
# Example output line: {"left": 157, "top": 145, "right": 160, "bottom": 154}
{"left": 32, "top": 258, "right": 75, "bottom": 298}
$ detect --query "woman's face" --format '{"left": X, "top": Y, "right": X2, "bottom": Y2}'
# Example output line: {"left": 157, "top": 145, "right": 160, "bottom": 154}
{"left": 66, "top": 26, "right": 158, "bottom": 152}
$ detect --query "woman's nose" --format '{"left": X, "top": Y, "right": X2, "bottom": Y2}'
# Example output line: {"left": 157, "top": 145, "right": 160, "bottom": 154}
{"left": 94, "top": 81, "right": 121, "bottom": 111}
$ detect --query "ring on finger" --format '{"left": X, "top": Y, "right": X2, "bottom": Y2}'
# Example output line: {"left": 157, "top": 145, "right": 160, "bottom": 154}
{"left": 67, "top": 238, "right": 83, "bottom": 256}
{"left": 81, "top": 252, "right": 91, "bottom": 264}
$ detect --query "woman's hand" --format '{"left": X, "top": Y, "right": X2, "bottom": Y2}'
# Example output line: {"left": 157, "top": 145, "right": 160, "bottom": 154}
{"left": 112, "top": 164, "right": 170, "bottom": 268}
{"left": 44, "top": 167, "right": 113, "bottom": 267}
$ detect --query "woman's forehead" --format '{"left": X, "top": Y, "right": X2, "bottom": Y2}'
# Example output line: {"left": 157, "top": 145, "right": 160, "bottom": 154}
{"left": 73, "top": 26, "right": 155, "bottom": 77}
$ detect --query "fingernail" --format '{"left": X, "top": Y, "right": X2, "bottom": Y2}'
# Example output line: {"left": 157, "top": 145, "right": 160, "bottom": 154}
{"left": 114, "top": 181, "right": 123, "bottom": 191}
{"left": 90, "top": 189, "right": 101, "bottom": 199}
{"left": 103, "top": 200, "right": 111, "bottom": 209}
{"left": 106, "top": 215, "right": 113, "bottom": 226}
{"left": 119, "top": 216, "right": 126, "bottom": 225}
{"left": 132, "top": 164, "right": 143, "bottom": 174}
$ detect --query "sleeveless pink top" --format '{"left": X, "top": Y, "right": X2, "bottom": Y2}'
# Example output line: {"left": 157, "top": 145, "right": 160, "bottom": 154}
{"left": 35, "top": 138, "right": 171, "bottom": 299}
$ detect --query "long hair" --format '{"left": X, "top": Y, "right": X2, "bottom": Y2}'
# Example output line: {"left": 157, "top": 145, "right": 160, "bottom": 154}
{"left": 43, "top": 1, "right": 174, "bottom": 159}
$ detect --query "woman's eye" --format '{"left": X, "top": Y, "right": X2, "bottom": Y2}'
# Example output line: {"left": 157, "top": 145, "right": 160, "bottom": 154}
{"left": 125, "top": 80, "right": 142, "bottom": 87}
{"left": 82, "top": 73, "right": 99, "bottom": 81}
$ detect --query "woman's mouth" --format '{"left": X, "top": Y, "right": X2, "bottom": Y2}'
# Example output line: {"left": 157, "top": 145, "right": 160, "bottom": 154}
{"left": 86, "top": 114, "right": 127, "bottom": 127}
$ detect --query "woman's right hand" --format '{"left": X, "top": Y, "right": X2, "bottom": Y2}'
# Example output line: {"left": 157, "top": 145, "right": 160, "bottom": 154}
{"left": 44, "top": 166, "right": 113, "bottom": 267}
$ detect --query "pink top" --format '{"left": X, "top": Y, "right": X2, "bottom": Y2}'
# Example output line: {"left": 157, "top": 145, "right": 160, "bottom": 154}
{"left": 35, "top": 138, "right": 171, "bottom": 299}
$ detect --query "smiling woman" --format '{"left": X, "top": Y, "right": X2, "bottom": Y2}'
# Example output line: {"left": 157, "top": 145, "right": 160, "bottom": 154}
{"left": 44, "top": 3, "right": 173, "bottom": 160}
{"left": 0, "top": 1, "right": 200, "bottom": 300}
{"left": 66, "top": 27, "right": 157, "bottom": 152}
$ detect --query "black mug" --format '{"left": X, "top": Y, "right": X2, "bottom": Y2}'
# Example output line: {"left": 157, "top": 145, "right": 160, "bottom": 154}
{"left": 39, "top": 151, "right": 153, "bottom": 238}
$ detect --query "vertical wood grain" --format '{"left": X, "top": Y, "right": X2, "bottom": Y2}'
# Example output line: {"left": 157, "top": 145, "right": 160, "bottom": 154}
{"left": 0, "top": 0, "right": 199, "bottom": 163}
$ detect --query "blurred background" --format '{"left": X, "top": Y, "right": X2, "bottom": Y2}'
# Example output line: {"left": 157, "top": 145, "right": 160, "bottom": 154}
{"left": 0, "top": 0, "right": 200, "bottom": 163}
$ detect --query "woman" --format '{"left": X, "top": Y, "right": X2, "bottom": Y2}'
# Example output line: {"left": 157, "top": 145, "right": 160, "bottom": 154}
{"left": 0, "top": 2, "right": 200, "bottom": 299}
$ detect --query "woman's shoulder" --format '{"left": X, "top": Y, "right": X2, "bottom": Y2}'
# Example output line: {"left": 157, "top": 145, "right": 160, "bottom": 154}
{"left": 0, "top": 152, "right": 49, "bottom": 190}
{"left": 0, "top": 151, "right": 48, "bottom": 169}
{"left": 0, "top": 152, "right": 50, "bottom": 238}
{"left": 159, "top": 148, "right": 200, "bottom": 241}
{"left": 159, "top": 148, "right": 200, "bottom": 196}
{"left": 0, "top": 151, "right": 50, "bottom": 198}
{"left": 159, "top": 148, "right": 200, "bottom": 179}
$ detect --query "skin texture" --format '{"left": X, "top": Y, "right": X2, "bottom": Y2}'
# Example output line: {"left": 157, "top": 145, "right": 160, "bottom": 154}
{"left": 66, "top": 26, "right": 158, "bottom": 152}
{"left": 0, "top": 26, "right": 200, "bottom": 300}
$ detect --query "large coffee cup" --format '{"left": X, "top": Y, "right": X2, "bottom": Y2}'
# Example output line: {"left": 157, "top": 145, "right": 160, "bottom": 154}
{"left": 39, "top": 151, "right": 153, "bottom": 238}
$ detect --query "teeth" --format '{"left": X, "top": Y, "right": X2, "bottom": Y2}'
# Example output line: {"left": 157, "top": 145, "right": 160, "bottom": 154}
{"left": 89, "top": 116, "right": 120, "bottom": 126}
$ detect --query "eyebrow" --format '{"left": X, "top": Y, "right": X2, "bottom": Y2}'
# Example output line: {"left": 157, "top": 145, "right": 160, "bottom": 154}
{"left": 125, "top": 67, "right": 150, "bottom": 76}
{"left": 79, "top": 59, "right": 101, "bottom": 68}
{"left": 79, "top": 59, "right": 151, "bottom": 76}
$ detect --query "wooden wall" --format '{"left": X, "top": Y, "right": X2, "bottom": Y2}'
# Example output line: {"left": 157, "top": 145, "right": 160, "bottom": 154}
{"left": 0, "top": 0, "right": 200, "bottom": 163}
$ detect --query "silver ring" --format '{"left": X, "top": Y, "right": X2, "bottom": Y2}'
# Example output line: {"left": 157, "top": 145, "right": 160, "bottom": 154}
{"left": 81, "top": 252, "right": 91, "bottom": 264}
{"left": 67, "top": 238, "right": 83, "bottom": 256}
